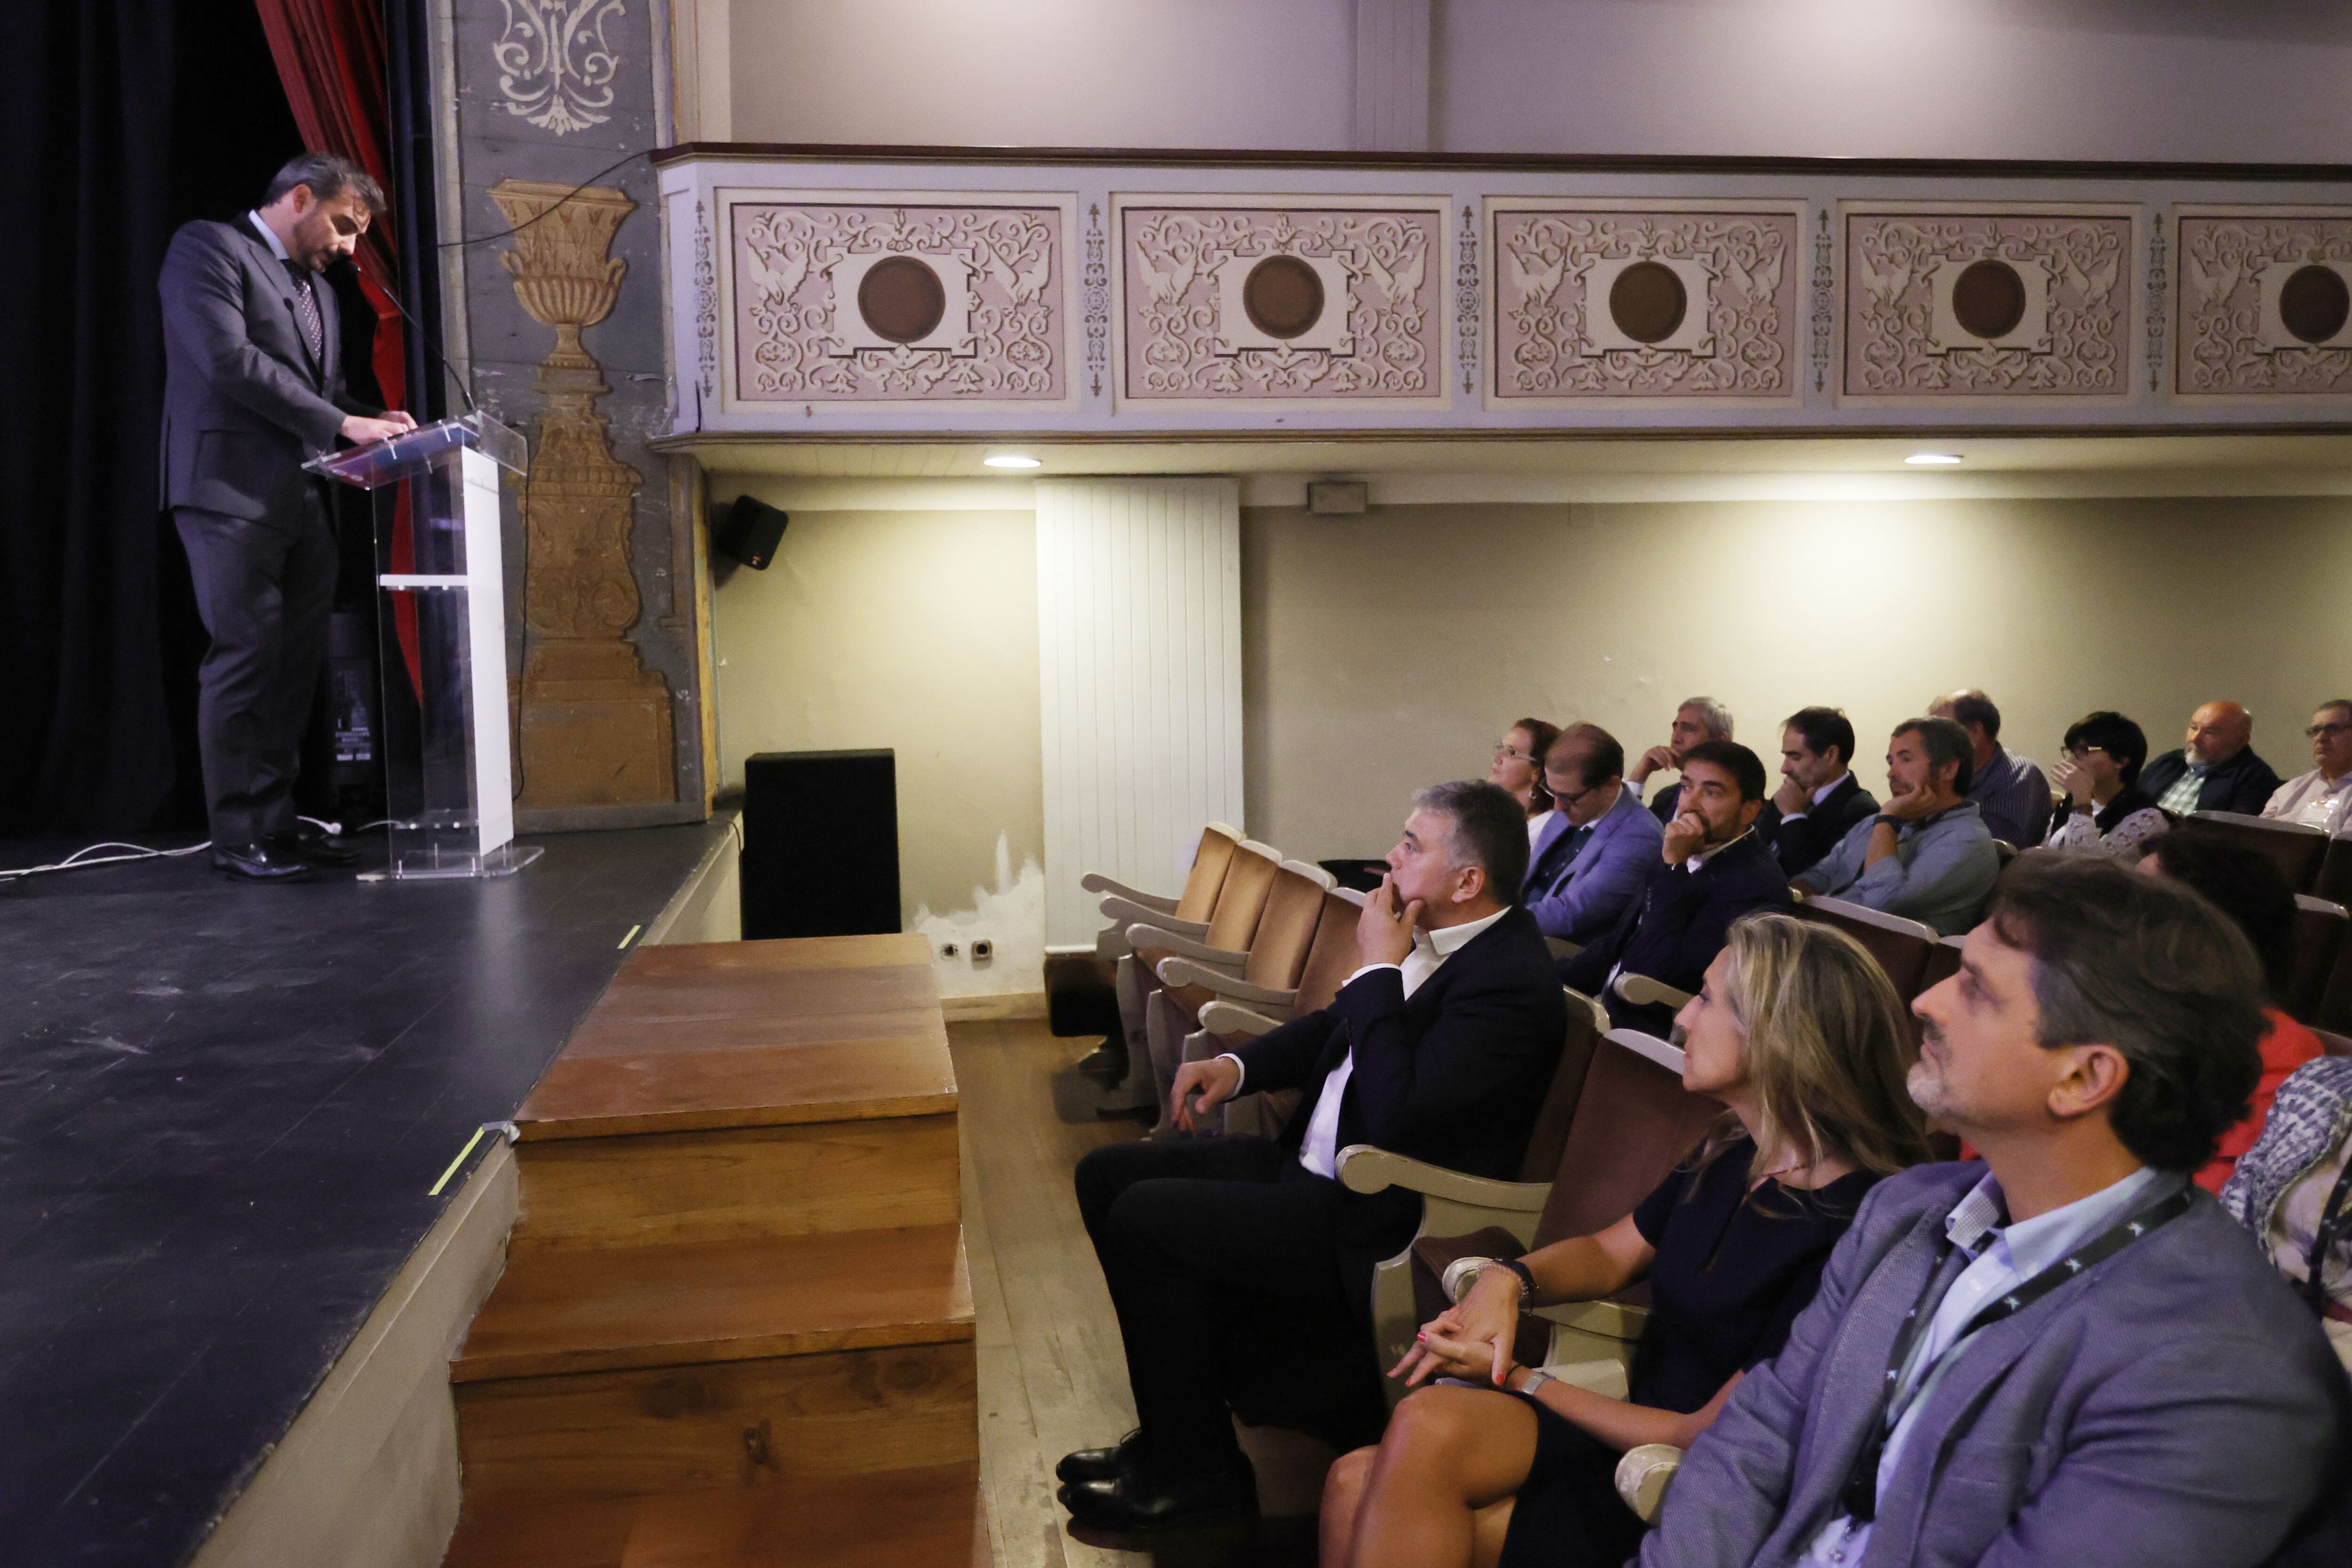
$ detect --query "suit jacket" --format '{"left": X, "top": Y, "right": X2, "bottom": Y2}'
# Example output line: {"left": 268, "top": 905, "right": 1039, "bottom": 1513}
{"left": 158, "top": 216, "right": 373, "bottom": 525}
{"left": 1233, "top": 905, "right": 1567, "bottom": 1299}
{"left": 1525, "top": 788, "right": 1666, "bottom": 943}
{"left": 1644, "top": 1163, "right": 2348, "bottom": 1568}
{"left": 2141, "top": 746, "right": 2285, "bottom": 817}
{"left": 1756, "top": 774, "right": 1880, "bottom": 877}
{"left": 1562, "top": 831, "right": 1792, "bottom": 1034}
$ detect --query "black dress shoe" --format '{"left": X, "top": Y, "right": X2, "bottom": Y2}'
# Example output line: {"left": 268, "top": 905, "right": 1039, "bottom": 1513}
{"left": 272, "top": 825, "right": 361, "bottom": 867}
{"left": 1056, "top": 1430, "right": 1143, "bottom": 1484}
{"left": 1073, "top": 1039, "right": 1127, "bottom": 1079}
{"left": 1057, "top": 1458, "right": 1256, "bottom": 1532}
{"left": 213, "top": 841, "right": 314, "bottom": 882}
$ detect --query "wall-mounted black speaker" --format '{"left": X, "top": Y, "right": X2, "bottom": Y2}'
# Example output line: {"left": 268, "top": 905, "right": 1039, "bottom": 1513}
{"left": 740, "top": 749, "right": 901, "bottom": 940}
{"left": 713, "top": 495, "right": 790, "bottom": 570}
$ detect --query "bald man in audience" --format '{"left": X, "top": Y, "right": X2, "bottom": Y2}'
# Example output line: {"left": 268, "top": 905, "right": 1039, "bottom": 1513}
{"left": 1061, "top": 782, "right": 1567, "bottom": 1532}
{"left": 1524, "top": 724, "right": 1664, "bottom": 944}
{"left": 1929, "top": 688, "right": 2052, "bottom": 848}
{"left": 1796, "top": 716, "right": 2002, "bottom": 935}
{"left": 1627, "top": 696, "right": 1735, "bottom": 824}
{"left": 2140, "top": 700, "right": 2282, "bottom": 818}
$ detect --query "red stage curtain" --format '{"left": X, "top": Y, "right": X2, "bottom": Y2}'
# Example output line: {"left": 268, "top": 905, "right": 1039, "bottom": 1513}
{"left": 251, "top": 0, "right": 421, "bottom": 688}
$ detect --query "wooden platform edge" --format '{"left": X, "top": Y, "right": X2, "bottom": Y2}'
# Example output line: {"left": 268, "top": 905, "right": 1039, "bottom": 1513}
{"left": 511, "top": 1088, "right": 962, "bottom": 1141}
{"left": 940, "top": 991, "right": 1046, "bottom": 1023}
{"left": 188, "top": 1144, "right": 518, "bottom": 1568}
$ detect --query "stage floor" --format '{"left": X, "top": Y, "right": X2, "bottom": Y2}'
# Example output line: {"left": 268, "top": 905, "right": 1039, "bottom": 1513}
{"left": 0, "top": 822, "right": 729, "bottom": 1568}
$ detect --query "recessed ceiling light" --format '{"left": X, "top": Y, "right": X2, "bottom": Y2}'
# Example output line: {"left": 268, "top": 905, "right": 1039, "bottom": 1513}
{"left": 1904, "top": 452, "right": 1964, "bottom": 466}
{"left": 983, "top": 453, "right": 1042, "bottom": 469}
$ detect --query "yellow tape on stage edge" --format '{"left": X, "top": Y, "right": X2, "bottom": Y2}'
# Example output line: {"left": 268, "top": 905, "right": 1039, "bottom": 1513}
{"left": 618, "top": 924, "right": 641, "bottom": 950}
{"left": 428, "top": 1126, "right": 488, "bottom": 1197}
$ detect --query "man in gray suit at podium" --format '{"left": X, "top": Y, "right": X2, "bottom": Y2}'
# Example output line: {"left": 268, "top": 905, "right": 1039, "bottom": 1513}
{"left": 159, "top": 152, "right": 415, "bottom": 881}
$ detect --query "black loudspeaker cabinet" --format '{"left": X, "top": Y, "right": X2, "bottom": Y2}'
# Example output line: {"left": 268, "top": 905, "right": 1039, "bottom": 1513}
{"left": 741, "top": 749, "right": 902, "bottom": 940}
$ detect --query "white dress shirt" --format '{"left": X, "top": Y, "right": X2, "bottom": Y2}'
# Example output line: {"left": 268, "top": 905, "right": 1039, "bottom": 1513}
{"left": 1795, "top": 1163, "right": 2175, "bottom": 1566}
{"left": 1526, "top": 809, "right": 1559, "bottom": 847}
{"left": 1778, "top": 772, "right": 1852, "bottom": 823}
{"left": 2263, "top": 768, "right": 2352, "bottom": 838}
{"left": 1221, "top": 906, "right": 1509, "bottom": 1180}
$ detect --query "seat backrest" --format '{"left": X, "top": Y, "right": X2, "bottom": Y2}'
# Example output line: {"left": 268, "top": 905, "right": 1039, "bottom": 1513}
{"left": 1291, "top": 887, "right": 1368, "bottom": 1014}
{"left": 1530, "top": 1029, "right": 1724, "bottom": 1249}
{"left": 2320, "top": 838, "right": 2352, "bottom": 909}
{"left": 2287, "top": 895, "right": 2351, "bottom": 1024}
{"left": 1202, "top": 839, "right": 1282, "bottom": 952}
{"left": 1241, "top": 861, "right": 1337, "bottom": 989}
{"left": 2318, "top": 1028, "right": 2352, "bottom": 1058}
{"left": 1793, "top": 895, "right": 1940, "bottom": 1000}
{"left": 1516, "top": 989, "right": 1608, "bottom": 1182}
{"left": 1173, "top": 824, "right": 1242, "bottom": 924}
{"left": 1918, "top": 933, "right": 1965, "bottom": 995}
{"left": 2177, "top": 811, "right": 2330, "bottom": 893}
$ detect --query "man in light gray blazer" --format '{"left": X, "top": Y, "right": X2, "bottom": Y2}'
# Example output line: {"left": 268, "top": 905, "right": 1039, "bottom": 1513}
{"left": 1646, "top": 858, "right": 2346, "bottom": 1568}
{"left": 1524, "top": 724, "right": 1663, "bottom": 945}
{"left": 159, "top": 152, "right": 414, "bottom": 880}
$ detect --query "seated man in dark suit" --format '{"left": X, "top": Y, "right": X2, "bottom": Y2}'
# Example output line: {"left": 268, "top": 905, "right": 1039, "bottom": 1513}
{"left": 1525, "top": 723, "right": 1665, "bottom": 944}
{"left": 1061, "top": 781, "right": 1567, "bottom": 1532}
{"left": 1628, "top": 696, "right": 1736, "bottom": 824}
{"left": 1644, "top": 859, "right": 2346, "bottom": 1568}
{"left": 1756, "top": 706, "right": 1878, "bottom": 877}
{"left": 1562, "top": 740, "right": 1793, "bottom": 1035}
{"left": 2139, "top": 700, "right": 2283, "bottom": 818}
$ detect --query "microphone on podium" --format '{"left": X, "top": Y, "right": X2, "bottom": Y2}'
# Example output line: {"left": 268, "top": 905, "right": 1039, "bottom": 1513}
{"left": 335, "top": 255, "right": 477, "bottom": 417}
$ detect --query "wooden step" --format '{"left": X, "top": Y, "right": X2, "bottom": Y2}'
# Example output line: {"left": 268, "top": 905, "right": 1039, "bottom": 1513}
{"left": 455, "top": 1224, "right": 974, "bottom": 1382}
{"left": 443, "top": 1461, "right": 988, "bottom": 1568}
{"left": 455, "top": 1340, "right": 978, "bottom": 1507}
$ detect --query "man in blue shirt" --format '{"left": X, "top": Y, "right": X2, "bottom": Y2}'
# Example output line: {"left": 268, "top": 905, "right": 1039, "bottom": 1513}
{"left": 1795, "top": 716, "right": 2000, "bottom": 935}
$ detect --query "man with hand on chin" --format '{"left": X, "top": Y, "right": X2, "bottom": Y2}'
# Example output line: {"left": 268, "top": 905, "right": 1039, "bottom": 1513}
{"left": 1062, "top": 782, "right": 1565, "bottom": 1534}
{"left": 1795, "top": 716, "right": 2000, "bottom": 935}
{"left": 1562, "top": 740, "right": 1792, "bottom": 1035}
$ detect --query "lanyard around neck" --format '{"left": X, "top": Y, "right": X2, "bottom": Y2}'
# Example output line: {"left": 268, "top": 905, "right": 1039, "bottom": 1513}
{"left": 1836, "top": 1183, "right": 2194, "bottom": 1525}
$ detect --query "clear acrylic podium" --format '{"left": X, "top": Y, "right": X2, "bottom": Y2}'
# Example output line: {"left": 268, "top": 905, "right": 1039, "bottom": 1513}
{"left": 307, "top": 412, "right": 541, "bottom": 880}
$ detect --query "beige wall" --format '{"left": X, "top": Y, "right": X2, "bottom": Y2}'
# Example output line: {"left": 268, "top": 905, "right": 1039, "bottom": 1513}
{"left": 710, "top": 503, "right": 1044, "bottom": 927}
{"left": 1243, "top": 497, "right": 2352, "bottom": 862}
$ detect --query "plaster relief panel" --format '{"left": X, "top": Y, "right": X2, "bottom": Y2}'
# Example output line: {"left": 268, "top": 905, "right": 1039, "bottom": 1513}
{"left": 1487, "top": 202, "right": 1802, "bottom": 405}
{"left": 718, "top": 191, "right": 1078, "bottom": 412}
{"left": 1114, "top": 197, "right": 1448, "bottom": 408}
{"left": 2176, "top": 209, "right": 2352, "bottom": 398}
{"left": 1841, "top": 206, "right": 2137, "bottom": 402}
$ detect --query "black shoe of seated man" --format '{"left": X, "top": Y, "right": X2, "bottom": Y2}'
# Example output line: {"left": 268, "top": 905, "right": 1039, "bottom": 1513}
{"left": 1056, "top": 1429, "right": 1144, "bottom": 1484}
{"left": 1057, "top": 1457, "right": 1256, "bottom": 1532}
{"left": 213, "top": 841, "right": 314, "bottom": 882}
{"left": 275, "top": 824, "right": 362, "bottom": 867}
{"left": 1073, "top": 1039, "right": 1127, "bottom": 1080}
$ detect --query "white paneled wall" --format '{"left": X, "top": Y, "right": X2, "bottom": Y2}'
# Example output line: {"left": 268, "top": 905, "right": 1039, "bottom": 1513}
{"left": 1036, "top": 479, "right": 1245, "bottom": 948}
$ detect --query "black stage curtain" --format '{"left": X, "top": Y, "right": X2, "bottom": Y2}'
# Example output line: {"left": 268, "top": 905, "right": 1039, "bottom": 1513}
{"left": 0, "top": 1, "right": 305, "bottom": 833}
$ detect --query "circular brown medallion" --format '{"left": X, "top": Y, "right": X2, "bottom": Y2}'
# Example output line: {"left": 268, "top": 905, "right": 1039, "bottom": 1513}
{"left": 858, "top": 256, "right": 947, "bottom": 345}
{"left": 2279, "top": 264, "right": 2351, "bottom": 345}
{"left": 1242, "top": 255, "right": 1325, "bottom": 340}
{"left": 1608, "top": 261, "right": 1687, "bottom": 345}
{"left": 1951, "top": 259, "right": 2027, "bottom": 340}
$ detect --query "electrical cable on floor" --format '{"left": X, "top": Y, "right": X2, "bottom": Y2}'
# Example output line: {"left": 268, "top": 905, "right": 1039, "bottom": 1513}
{"left": 0, "top": 840, "right": 215, "bottom": 883}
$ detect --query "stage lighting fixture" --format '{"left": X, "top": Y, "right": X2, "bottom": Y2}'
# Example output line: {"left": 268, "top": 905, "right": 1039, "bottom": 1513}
{"left": 1904, "top": 452, "right": 1964, "bottom": 466}
{"left": 983, "top": 453, "right": 1042, "bottom": 469}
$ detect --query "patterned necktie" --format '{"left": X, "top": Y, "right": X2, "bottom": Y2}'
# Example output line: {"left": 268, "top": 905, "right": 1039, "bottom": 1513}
{"left": 286, "top": 261, "right": 323, "bottom": 362}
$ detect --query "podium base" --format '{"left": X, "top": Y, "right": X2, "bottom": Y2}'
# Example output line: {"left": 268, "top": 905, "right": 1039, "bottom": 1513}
{"left": 360, "top": 842, "right": 546, "bottom": 883}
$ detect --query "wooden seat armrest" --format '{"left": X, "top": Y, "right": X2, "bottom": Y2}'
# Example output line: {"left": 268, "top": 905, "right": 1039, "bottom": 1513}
{"left": 1533, "top": 1297, "right": 1651, "bottom": 1338}
{"left": 1100, "top": 896, "right": 1208, "bottom": 936}
{"left": 1614, "top": 1445, "right": 1684, "bottom": 1522}
{"left": 1336, "top": 1146, "right": 1551, "bottom": 1212}
{"left": 1155, "top": 960, "right": 1296, "bottom": 1005}
{"left": 1614, "top": 972, "right": 1694, "bottom": 1010}
{"left": 1129, "top": 927, "right": 1250, "bottom": 969}
{"left": 1080, "top": 873, "right": 1178, "bottom": 911}
{"left": 1545, "top": 937, "right": 1583, "bottom": 962}
{"left": 1197, "top": 999, "right": 1282, "bottom": 1037}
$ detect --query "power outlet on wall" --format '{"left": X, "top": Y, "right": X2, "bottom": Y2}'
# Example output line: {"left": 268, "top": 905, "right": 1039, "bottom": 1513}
{"left": 939, "top": 942, "right": 960, "bottom": 959}
{"left": 970, "top": 939, "right": 994, "bottom": 963}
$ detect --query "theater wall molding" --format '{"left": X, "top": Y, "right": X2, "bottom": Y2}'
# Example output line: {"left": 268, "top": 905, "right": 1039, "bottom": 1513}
{"left": 651, "top": 150, "right": 2352, "bottom": 445}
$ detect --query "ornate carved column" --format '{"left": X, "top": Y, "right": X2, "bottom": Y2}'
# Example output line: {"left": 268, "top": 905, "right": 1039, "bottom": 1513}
{"left": 489, "top": 177, "right": 674, "bottom": 808}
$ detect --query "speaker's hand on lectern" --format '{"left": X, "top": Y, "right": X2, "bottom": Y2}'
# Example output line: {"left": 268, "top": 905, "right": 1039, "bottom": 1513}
{"left": 1170, "top": 1054, "right": 1242, "bottom": 1133}
{"left": 341, "top": 411, "right": 418, "bottom": 444}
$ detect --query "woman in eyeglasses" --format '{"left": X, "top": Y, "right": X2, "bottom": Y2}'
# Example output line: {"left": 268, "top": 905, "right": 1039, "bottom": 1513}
{"left": 2045, "top": 710, "right": 2169, "bottom": 861}
{"left": 1492, "top": 718, "right": 1564, "bottom": 844}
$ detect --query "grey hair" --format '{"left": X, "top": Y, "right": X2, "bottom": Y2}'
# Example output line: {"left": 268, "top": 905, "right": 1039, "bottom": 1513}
{"left": 262, "top": 151, "right": 386, "bottom": 214}
{"left": 1680, "top": 696, "right": 1734, "bottom": 741}
{"left": 1410, "top": 780, "right": 1530, "bottom": 905}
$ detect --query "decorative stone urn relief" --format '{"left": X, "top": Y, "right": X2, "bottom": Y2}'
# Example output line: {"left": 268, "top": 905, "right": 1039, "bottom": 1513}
{"left": 488, "top": 177, "right": 674, "bottom": 807}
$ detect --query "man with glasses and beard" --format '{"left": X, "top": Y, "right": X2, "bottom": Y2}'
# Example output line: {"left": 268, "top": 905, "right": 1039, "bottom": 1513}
{"left": 1562, "top": 740, "right": 1792, "bottom": 1034}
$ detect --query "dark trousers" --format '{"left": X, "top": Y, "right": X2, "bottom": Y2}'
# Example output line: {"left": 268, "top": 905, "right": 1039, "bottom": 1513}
{"left": 174, "top": 500, "right": 336, "bottom": 846}
{"left": 1073, "top": 1135, "right": 1388, "bottom": 1473}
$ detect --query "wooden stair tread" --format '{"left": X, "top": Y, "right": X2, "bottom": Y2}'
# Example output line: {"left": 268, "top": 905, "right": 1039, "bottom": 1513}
{"left": 442, "top": 1461, "right": 986, "bottom": 1568}
{"left": 518, "top": 937, "right": 954, "bottom": 1140}
{"left": 455, "top": 1225, "right": 974, "bottom": 1382}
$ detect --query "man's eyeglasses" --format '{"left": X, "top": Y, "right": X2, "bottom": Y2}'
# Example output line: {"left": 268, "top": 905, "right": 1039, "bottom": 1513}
{"left": 2309, "top": 722, "right": 2352, "bottom": 740}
